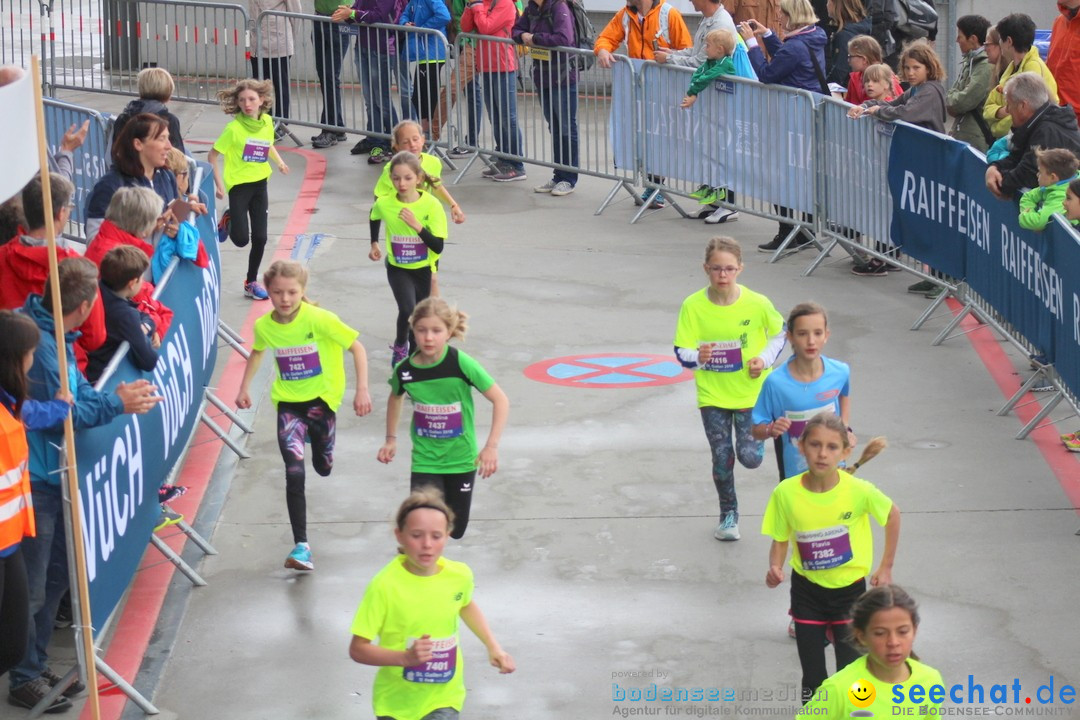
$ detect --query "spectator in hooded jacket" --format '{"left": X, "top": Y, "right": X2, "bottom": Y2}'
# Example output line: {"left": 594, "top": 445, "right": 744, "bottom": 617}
{"left": 986, "top": 72, "right": 1080, "bottom": 202}
{"left": 1048, "top": 0, "right": 1080, "bottom": 127}
{"left": 111, "top": 67, "right": 187, "bottom": 155}
{"left": 983, "top": 13, "right": 1059, "bottom": 140}
{"left": 0, "top": 174, "right": 105, "bottom": 372}
{"left": 946, "top": 14, "right": 992, "bottom": 152}
{"left": 594, "top": 0, "right": 692, "bottom": 67}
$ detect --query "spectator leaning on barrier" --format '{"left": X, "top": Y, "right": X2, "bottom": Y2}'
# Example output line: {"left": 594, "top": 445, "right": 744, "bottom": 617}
{"left": 985, "top": 72, "right": 1080, "bottom": 202}
{"left": 333, "top": 0, "right": 402, "bottom": 165}
{"left": 399, "top": 0, "right": 451, "bottom": 138}
{"left": 310, "top": 0, "right": 353, "bottom": 149}
{"left": 85, "top": 114, "right": 179, "bottom": 242}
{"left": 593, "top": 0, "right": 692, "bottom": 67}
{"left": 982, "top": 13, "right": 1059, "bottom": 141}
{"left": 0, "top": 174, "right": 106, "bottom": 373}
{"left": 842, "top": 34, "right": 897, "bottom": 105}
{"left": 86, "top": 245, "right": 160, "bottom": 385}
{"left": 461, "top": 0, "right": 528, "bottom": 182}
{"left": 655, "top": 0, "right": 738, "bottom": 69}
{"left": 824, "top": 0, "right": 870, "bottom": 87}
{"left": 1048, "top": 0, "right": 1080, "bottom": 127}
{"left": 112, "top": 67, "right": 187, "bottom": 156}
{"left": 1018, "top": 147, "right": 1080, "bottom": 231}
{"left": 7, "top": 258, "right": 160, "bottom": 713}
{"left": 513, "top": 0, "right": 580, "bottom": 195}
{"left": 848, "top": 38, "right": 946, "bottom": 132}
{"left": 249, "top": 0, "right": 302, "bottom": 136}
{"left": 946, "top": 14, "right": 992, "bottom": 152}
{"left": 739, "top": 0, "right": 826, "bottom": 252}
{"left": 739, "top": 0, "right": 826, "bottom": 92}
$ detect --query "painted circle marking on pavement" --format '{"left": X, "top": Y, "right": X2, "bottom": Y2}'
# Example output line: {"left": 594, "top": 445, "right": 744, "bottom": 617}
{"left": 523, "top": 353, "right": 693, "bottom": 389}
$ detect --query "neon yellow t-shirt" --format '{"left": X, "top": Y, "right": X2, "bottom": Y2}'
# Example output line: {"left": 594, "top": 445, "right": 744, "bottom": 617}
{"left": 350, "top": 555, "right": 474, "bottom": 720}
{"left": 802, "top": 655, "right": 943, "bottom": 717}
{"left": 760, "top": 470, "right": 893, "bottom": 589}
{"left": 374, "top": 152, "right": 444, "bottom": 199}
{"left": 370, "top": 191, "right": 448, "bottom": 270}
{"left": 252, "top": 302, "right": 359, "bottom": 411}
{"left": 212, "top": 113, "right": 275, "bottom": 192}
{"left": 674, "top": 286, "right": 784, "bottom": 409}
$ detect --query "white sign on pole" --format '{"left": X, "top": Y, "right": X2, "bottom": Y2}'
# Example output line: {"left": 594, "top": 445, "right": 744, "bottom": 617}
{"left": 0, "top": 69, "right": 39, "bottom": 203}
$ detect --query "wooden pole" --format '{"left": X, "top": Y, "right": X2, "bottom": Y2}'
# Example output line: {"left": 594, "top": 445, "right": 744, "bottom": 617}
{"left": 30, "top": 54, "right": 101, "bottom": 720}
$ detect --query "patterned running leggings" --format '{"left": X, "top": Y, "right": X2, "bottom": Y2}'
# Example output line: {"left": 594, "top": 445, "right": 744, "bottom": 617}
{"left": 699, "top": 406, "right": 764, "bottom": 520}
{"left": 277, "top": 399, "right": 336, "bottom": 544}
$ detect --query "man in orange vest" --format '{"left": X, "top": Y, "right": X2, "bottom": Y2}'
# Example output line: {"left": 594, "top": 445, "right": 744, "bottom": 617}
{"left": 8, "top": 258, "right": 161, "bottom": 713}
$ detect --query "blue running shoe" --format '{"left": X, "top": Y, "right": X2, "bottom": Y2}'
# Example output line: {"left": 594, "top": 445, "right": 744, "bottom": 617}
{"left": 217, "top": 208, "right": 230, "bottom": 244}
{"left": 285, "top": 543, "right": 313, "bottom": 571}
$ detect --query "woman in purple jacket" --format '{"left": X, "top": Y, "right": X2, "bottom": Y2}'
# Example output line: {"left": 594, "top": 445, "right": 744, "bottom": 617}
{"left": 513, "top": 0, "right": 580, "bottom": 196}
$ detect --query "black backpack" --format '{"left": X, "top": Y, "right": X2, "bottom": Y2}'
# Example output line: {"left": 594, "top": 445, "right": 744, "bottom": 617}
{"left": 891, "top": 0, "right": 937, "bottom": 43}
{"left": 566, "top": 0, "right": 596, "bottom": 71}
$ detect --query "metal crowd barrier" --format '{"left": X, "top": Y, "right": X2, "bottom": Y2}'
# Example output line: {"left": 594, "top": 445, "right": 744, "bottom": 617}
{"left": 447, "top": 33, "right": 638, "bottom": 211}
{"left": 42, "top": 97, "right": 114, "bottom": 238}
{"left": 253, "top": 12, "right": 445, "bottom": 147}
{"left": 46, "top": 0, "right": 248, "bottom": 102}
{"left": 1, "top": 0, "right": 47, "bottom": 73}
{"left": 635, "top": 62, "right": 820, "bottom": 238}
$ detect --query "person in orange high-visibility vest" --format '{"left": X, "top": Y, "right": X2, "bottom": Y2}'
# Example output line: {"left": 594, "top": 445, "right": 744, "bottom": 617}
{"left": 0, "top": 310, "right": 70, "bottom": 689}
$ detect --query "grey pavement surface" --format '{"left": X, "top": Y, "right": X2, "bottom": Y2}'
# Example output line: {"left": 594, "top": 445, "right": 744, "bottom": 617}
{"left": 10, "top": 93, "right": 1080, "bottom": 720}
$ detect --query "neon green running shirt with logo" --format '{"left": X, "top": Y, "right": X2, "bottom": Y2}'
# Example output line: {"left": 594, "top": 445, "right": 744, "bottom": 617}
{"left": 674, "top": 285, "right": 784, "bottom": 408}
{"left": 351, "top": 555, "right": 474, "bottom": 720}
{"left": 370, "top": 190, "right": 448, "bottom": 270}
{"left": 389, "top": 346, "right": 494, "bottom": 473}
{"left": 253, "top": 302, "right": 359, "bottom": 410}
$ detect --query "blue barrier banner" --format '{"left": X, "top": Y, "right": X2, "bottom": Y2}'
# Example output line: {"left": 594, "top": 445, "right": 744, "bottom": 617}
{"left": 78, "top": 167, "right": 220, "bottom": 633}
{"left": 1048, "top": 218, "right": 1080, "bottom": 397}
{"left": 640, "top": 64, "right": 816, "bottom": 212}
{"left": 962, "top": 148, "right": 1059, "bottom": 357}
{"left": 886, "top": 122, "right": 973, "bottom": 279}
{"left": 43, "top": 102, "right": 112, "bottom": 228}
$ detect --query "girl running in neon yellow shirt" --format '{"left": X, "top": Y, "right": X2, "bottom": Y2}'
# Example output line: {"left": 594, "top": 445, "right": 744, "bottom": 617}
{"left": 370, "top": 151, "right": 449, "bottom": 366}
{"left": 349, "top": 489, "right": 515, "bottom": 720}
{"left": 236, "top": 260, "right": 373, "bottom": 571}
{"left": 674, "top": 236, "right": 786, "bottom": 541}
{"left": 761, "top": 413, "right": 901, "bottom": 703}
{"left": 802, "top": 585, "right": 943, "bottom": 717}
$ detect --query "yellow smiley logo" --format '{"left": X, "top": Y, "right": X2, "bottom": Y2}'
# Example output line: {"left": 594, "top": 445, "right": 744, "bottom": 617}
{"left": 848, "top": 678, "right": 876, "bottom": 708}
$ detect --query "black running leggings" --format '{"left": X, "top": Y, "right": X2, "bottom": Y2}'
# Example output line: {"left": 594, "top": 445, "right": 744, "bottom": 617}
{"left": 228, "top": 178, "right": 269, "bottom": 284}
{"left": 277, "top": 398, "right": 337, "bottom": 544}
{"left": 386, "top": 262, "right": 432, "bottom": 347}
{"left": 0, "top": 547, "right": 30, "bottom": 678}
{"left": 411, "top": 471, "right": 476, "bottom": 539}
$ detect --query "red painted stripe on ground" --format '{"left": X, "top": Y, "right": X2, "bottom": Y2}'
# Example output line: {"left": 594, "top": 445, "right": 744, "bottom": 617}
{"left": 85, "top": 146, "right": 328, "bottom": 720}
{"left": 945, "top": 297, "right": 1080, "bottom": 511}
